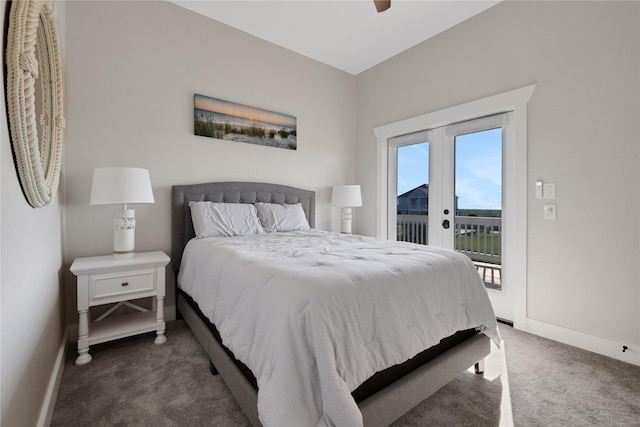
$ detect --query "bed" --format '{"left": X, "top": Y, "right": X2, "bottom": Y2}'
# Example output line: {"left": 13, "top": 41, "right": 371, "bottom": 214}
{"left": 172, "top": 181, "right": 498, "bottom": 427}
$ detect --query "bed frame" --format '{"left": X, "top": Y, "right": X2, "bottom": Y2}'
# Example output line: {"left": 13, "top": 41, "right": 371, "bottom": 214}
{"left": 172, "top": 181, "right": 490, "bottom": 427}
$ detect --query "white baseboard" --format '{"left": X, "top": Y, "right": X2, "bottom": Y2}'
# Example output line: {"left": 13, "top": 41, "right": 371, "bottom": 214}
{"left": 525, "top": 318, "right": 639, "bottom": 366}
{"left": 37, "top": 326, "right": 69, "bottom": 427}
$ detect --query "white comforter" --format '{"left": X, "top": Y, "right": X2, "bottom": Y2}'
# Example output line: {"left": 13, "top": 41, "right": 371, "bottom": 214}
{"left": 178, "top": 230, "right": 499, "bottom": 427}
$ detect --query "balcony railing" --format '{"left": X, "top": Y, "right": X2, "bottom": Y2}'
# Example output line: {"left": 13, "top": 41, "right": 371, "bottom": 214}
{"left": 397, "top": 215, "right": 502, "bottom": 290}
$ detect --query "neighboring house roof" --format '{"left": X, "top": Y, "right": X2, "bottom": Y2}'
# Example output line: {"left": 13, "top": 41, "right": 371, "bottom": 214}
{"left": 398, "top": 184, "right": 428, "bottom": 199}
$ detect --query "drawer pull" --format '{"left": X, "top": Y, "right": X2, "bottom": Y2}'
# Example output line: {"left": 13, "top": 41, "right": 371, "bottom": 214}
{"left": 121, "top": 282, "right": 129, "bottom": 287}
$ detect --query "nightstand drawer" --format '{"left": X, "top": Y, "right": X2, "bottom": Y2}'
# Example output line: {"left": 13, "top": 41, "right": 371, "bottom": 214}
{"left": 90, "top": 270, "right": 156, "bottom": 304}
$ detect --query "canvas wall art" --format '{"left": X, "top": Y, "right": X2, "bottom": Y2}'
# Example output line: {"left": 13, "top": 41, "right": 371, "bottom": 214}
{"left": 194, "top": 94, "right": 297, "bottom": 150}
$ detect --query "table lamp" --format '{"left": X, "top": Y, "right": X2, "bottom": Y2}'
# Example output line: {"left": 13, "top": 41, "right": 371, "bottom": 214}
{"left": 331, "top": 185, "right": 362, "bottom": 234}
{"left": 90, "top": 167, "right": 155, "bottom": 259}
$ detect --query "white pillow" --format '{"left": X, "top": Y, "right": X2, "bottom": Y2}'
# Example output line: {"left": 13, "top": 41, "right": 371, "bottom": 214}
{"left": 189, "top": 201, "right": 265, "bottom": 238}
{"left": 255, "top": 202, "right": 310, "bottom": 233}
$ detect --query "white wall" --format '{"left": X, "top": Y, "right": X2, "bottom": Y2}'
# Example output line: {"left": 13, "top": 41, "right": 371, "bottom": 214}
{"left": 356, "top": 0, "right": 639, "bottom": 360}
{"left": 63, "top": 1, "right": 357, "bottom": 324}
{"left": 1, "top": 1, "right": 66, "bottom": 425}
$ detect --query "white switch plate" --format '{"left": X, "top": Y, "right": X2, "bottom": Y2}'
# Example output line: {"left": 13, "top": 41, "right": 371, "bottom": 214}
{"left": 535, "top": 180, "right": 543, "bottom": 199}
{"left": 544, "top": 204, "right": 557, "bottom": 220}
{"left": 543, "top": 182, "right": 556, "bottom": 199}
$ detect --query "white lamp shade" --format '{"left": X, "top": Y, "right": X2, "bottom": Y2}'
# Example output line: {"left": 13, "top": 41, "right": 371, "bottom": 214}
{"left": 90, "top": 167, "right": 155, "bottom": 205}
{"left": 331, "top": 185, "right": 362, "bottom": 207}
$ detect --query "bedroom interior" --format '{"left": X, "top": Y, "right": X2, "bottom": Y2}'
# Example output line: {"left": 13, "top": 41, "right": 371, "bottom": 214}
{"left": 1, "top": 1, "right": 639, "bottom": 426}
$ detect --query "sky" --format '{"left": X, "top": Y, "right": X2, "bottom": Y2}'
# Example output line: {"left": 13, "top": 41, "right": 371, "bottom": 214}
{"left": 397, "top": 128, "right": 502, "bottom": 210}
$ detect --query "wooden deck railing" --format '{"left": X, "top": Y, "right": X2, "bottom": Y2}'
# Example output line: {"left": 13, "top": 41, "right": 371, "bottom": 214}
{"left": 453, "top": 216, "right": 501, "bottom": 264}
{"left": 397, "top": 215, "right": 502, "bottom": 290}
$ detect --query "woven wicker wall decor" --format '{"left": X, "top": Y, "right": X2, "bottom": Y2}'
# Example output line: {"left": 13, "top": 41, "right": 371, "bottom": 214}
{"left": 5, "top": 0, "right": 65, "bottom": 208}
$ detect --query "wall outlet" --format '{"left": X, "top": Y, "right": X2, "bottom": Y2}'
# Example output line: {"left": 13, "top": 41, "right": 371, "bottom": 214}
{"left": 544, "top": 204, "right": 557, "bottom": 220}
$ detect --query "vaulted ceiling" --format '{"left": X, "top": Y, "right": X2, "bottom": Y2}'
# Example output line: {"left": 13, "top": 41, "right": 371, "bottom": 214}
{"left": 169, "top": 1, "right": 501, "bottom": 75}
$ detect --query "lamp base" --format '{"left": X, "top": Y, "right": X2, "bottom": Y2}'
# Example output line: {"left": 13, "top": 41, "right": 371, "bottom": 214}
{"left": 341, "top": 207, "right": 353, "bottom": 234}
{"left": 113, "top": 208, "right": 136, "bottom": 258}
{"left": 113, "top": 251, "right": 135, "bottom": 260}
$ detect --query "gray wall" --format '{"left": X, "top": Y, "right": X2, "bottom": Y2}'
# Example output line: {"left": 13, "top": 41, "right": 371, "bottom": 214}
{"left": 356, "top": 1, "right": 639, "bottom": 353}
{"left": 1, "top": 1, "right": 66, "bottom": 425}
{"left": 62, "top": 1, "right": 357, "bottom": 324}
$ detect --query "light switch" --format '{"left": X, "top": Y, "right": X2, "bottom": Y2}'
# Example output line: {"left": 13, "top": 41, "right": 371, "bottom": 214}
{"left": 535, "top": 181, "right": 543, "bottom": 199}
{"left": 543, "top": 182, "right": 556, "bottom": 199}
{"left": 544, "top": 204, "right": 557, "bottom": 220}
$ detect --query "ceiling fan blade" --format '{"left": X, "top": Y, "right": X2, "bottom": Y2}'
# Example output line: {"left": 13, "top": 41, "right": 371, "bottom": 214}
{"left": 374, "top": 0, "right": 391, "bottom": 13}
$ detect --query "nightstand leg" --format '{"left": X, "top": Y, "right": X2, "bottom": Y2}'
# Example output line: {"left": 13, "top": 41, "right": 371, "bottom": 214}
{"left": 76, "top": 309, "right": 92, "bottom": 365}
{"left": 154, "top": 296, "right": 167, "bottom": 344}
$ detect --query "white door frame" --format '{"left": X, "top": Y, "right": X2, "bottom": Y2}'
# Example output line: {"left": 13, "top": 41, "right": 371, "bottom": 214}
{"left": 374, "top": 85, "right": 535, "bottom": 330}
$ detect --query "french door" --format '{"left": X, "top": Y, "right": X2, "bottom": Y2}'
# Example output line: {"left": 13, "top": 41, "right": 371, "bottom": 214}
{"left": 388, "top": 113, "right": 514, "bottom": 322}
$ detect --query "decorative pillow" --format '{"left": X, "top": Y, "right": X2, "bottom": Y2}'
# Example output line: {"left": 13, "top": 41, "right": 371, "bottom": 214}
{"left": 189, "top": 201, "right": 265, "bottom": 238}
{"left": 255, "top": 202, "right": 310, "bottom": 233}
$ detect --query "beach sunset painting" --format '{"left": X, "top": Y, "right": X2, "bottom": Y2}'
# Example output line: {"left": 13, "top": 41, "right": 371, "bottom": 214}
{"left": 194, "top": 94, "right": 297, "bottom": 150}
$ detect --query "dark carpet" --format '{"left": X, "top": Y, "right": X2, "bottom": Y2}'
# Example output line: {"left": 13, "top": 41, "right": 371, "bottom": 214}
{"left": 51, "top": 321, "right": 640, "bottom": 426}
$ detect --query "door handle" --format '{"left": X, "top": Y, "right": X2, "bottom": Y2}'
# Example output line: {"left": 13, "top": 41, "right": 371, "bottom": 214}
{"left": 442, "top": 219, "right": 450, "bottom": 229}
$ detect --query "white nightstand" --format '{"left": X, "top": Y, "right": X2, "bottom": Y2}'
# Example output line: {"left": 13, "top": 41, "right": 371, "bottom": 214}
{"left": 70, "top": 251, "right": 171, "bottom": 365}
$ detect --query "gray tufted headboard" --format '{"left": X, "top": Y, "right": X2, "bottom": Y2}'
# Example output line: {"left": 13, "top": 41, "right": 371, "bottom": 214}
{"left": 171, "top": 181, "right": 315, "bottom": 273}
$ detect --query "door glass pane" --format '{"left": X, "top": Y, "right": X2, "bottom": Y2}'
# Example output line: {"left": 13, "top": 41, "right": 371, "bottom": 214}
{"left": 397, "top": 142, "right": 429, "bottom": 244}
{"left": 454, "top": 128, "right": 502, "bottom": 290}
